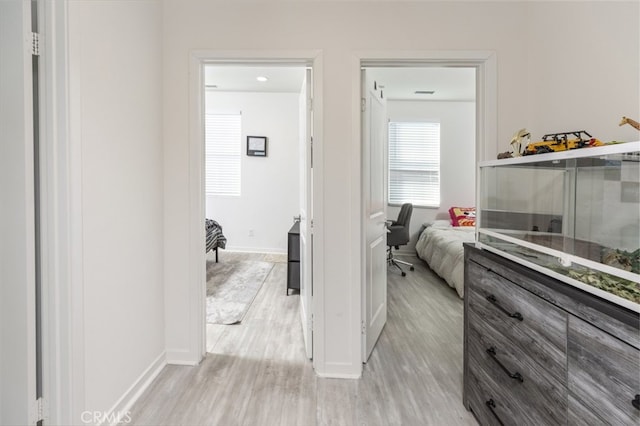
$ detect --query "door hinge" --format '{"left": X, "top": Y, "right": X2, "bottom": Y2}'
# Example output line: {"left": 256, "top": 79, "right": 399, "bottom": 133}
{"left": 32, "top": 397, "right": 46, "bottom": 423}
{"left": 361, "top": 98, "right": 366, "bottom": 112}
{"left": 361, "top": 320, "right": 366, "bottom": 335}
{"left": 31, "top": 32, "right": 40, "bottom": 56}
{"left": 310, "top": 136, "right": 313, "bottom": 169}
{"left": 308, "top": 97, "right": 313, "bottom": 112}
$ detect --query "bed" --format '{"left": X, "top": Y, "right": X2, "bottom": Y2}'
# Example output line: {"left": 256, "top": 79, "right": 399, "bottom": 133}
{"left": 206, "top": 219, "right": 227, "bottom": 262}
{"left": 415, "top": 215, "right": 476, "bottom": 299}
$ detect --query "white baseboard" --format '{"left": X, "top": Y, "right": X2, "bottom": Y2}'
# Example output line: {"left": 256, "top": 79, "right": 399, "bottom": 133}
{"left": 315, "top": 372, "right": 361, "bottom": 379}
{"left": 103, "top": 352, "right": 167, "bottom": 426}
{"left": 223, "top": 246, "right": 287, "bottom": 255}
{"left": 314, "top": 362, "right": 362, "bottom": 379}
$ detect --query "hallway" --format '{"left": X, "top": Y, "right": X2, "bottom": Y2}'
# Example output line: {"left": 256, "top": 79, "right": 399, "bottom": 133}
{"left": 127, "top": 254, "right": 476, "bottom": 425}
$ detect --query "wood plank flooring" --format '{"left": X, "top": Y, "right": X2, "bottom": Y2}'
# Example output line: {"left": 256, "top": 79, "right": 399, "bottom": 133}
{"left": 126, "top": 252, "right": 477, "bottom": 425}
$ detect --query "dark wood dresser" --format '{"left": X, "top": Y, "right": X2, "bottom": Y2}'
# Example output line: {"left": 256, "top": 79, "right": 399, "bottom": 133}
{"left": 287, "top": 221, "right": 300, "bottom": 295}
{"left": 463, "top": 244, "right": 640, "bottom": 425}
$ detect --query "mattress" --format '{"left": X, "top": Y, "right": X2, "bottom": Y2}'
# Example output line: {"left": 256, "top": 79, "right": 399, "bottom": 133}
{"left": 415, "top": 222, "right": 475, "bottom": 298}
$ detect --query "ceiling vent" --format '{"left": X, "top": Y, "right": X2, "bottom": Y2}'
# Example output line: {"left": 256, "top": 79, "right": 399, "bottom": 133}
{"left": 414, "top": 90, "right": 435, "bottom": 95}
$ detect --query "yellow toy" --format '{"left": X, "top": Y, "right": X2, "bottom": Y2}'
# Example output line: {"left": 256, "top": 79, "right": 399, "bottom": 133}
{"left": 523, "top": 130, "right": 603, "bottom": 155}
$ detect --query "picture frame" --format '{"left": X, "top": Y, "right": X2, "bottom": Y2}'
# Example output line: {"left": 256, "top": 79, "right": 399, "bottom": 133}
{"left": 247, "top": 136, "right": 267, "bottom": 157}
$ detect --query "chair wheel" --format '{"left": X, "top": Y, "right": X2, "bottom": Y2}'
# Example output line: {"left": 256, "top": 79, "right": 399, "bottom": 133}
{"left": 401, "top": 272, "right": 406, "bottom": 277}
{"left": 410, "top": 266, "right": 414, "bottom": 271}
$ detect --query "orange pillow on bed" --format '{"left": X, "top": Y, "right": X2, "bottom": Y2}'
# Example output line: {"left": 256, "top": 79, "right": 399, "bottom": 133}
{"left": 449, "top": 207, "right": 476, "bottom": 227}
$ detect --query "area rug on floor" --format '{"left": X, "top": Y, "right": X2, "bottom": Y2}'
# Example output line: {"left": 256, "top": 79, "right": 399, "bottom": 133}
{"left": 206, "top": 260, "right": 274, "bottom": 325}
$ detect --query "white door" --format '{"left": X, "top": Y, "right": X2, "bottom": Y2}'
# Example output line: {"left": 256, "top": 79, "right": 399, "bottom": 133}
{"left": 0, "top": 1, "right": 38, "bottom": 424}
{"left": 299, "top": 68, "right": 313, "bottom": 359}
{"left": 362, "top": 69, "right": 388, "bottom": 362}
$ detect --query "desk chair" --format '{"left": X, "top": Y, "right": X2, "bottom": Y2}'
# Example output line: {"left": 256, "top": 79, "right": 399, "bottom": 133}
{"left": 387, "top": 203, "right": 414, "bottom": 276}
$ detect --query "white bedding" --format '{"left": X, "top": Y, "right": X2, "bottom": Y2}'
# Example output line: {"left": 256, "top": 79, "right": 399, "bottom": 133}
{"left": 415, "top": 223, "right": 475, "bottom": 298}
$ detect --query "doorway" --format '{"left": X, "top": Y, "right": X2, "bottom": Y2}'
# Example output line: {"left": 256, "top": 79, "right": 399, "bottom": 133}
{"left": 358, "top": 53, "right": 496, "bottom": 362}
{"left": 195, "top": 60, "right": 316, "bottom": 362}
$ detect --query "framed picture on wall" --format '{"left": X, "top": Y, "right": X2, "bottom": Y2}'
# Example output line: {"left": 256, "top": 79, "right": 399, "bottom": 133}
{"left": 247, "top": 136, "right": 267, "bottom": 157}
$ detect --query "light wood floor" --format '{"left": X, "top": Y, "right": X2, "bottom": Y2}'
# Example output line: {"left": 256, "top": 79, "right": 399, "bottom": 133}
{"left": 127, "top": 252, "right": 477, "bottom": 426}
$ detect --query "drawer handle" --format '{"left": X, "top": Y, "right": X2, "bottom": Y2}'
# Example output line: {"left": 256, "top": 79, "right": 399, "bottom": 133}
{"left": 486, "top": 294, "right": 524, "bottom": 321}
{"left": 633, "top": 394, "right": 640, "bottom": 410}
{"left": 485, "top": 399, "right": 505, "bottom": 426}
{"left": 486, "top": 347, "right": 524, "bottom": 383}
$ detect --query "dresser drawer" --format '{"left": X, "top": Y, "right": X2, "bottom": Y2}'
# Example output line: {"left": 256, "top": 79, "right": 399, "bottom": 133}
{"left": 568, "top": 316, "right": 640, "bottom": 426}
{"left": 466, "top": 361, "right": 566, "bottom": 426}
{"left": 466, "top": 368, "right": 510, "bottom": 426}
{"left": 467, "top": 260, "right": 568, "bottom": 383}
{"left": 467, "top": 314, "right": 567, "bottom": 425}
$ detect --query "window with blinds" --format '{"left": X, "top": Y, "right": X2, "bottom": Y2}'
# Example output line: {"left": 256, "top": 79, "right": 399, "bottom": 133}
{"left": 388, "top": 121, "right": 440, "bottom": 207}
{"left": 205, "top": 113, "right": 241, "bottom": 196}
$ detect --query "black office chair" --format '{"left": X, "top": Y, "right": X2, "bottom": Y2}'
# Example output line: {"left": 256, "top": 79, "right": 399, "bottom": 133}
{"left": 387, "top": 203, "right": 415, "bottom": 276}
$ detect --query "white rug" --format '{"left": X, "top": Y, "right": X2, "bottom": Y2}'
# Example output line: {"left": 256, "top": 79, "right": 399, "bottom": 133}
{"left": 206, "top": 260, "right": 274, "bottom": 325}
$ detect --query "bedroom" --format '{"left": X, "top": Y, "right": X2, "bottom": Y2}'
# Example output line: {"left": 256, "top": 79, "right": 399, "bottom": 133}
{"left": 368, "top": 66, "right": 477, "bottom": 299}
{"left": 201, "top": 64, "right": 311, "bottom": 349}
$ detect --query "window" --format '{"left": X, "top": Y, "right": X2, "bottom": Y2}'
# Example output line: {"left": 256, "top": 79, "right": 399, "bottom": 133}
{"left": 388, "top": 121, "right": 440, "bottom": 207}
{"left": 205, "top": 113, "right": 241, "bottom": 196}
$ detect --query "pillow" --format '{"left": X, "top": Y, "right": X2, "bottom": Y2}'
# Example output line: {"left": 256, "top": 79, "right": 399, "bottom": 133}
{"left": 449, "top": 207, "right": 476, "bottom": 227}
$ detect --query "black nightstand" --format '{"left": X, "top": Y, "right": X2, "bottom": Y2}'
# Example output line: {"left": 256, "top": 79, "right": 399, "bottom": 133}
{"left": 287, "top": 221, "right": 300, "bottom": 295}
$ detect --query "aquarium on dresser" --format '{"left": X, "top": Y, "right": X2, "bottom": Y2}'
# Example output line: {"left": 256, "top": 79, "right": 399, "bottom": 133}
{"left": 476, "top": 141, "right": 640, "bottom": 311}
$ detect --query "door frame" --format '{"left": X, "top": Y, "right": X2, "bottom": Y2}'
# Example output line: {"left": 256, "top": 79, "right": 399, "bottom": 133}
{"left": 9, "top": 0, "right": 86, "bottom": 423}
{"left": 188, "top": 50, "right": 324, "bottom": 367}
{"left": 35, "top": 0, "right": 83, "bottom": 424}
{"left": 0, "top": 1, "right": 37, "bottom": 424}
{"left": 353, "top": 51, "right": 497, "bottom": 362}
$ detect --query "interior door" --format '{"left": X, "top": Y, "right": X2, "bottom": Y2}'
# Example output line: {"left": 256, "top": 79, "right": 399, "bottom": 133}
{"left": 0, "top": 0, "right": 39, "bottom": 424}
{"left": 298, "top": 67, "right": 313, "bottom": 359}
{"left": 362, "top": 69, "right": 388, "bottom": 362}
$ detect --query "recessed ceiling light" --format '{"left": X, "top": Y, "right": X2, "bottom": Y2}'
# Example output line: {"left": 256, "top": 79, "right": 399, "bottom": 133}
{"left": 256, "top": 76, "right": 268, "bottom": 82}
{"left": 415, "top": 90, "right": 435, "bottom": 95}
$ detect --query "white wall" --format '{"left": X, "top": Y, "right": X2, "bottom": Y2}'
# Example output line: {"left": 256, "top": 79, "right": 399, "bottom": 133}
{"left": 525, "top": 2, "right": 640, "bottom": 143}
{"left": 386, "top": 100, "right": 476, "bottom": 252}
{"left": 68, "top": 0, "right": 165, "bottom": 420}
{"left": 205, "top": 91, "right": 300, "bottom": 253}
{"left": 162, "top": 0, "right": 639, "bottom": 377}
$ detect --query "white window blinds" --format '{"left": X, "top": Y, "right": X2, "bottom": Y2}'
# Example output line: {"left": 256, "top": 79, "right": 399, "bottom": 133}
{"left": 205, "top": 113, "right": 241, "bottom": 196}
{"left": 388, "top": 121, "right": 440, "bottom": 207}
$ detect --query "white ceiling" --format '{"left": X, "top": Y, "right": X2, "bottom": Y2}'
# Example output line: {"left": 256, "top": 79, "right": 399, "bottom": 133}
{"left": 368, "top": 67, "right": 476, "bottom": 101}
{"left": 204, "top": 65, "right": 475, "bottom": 101}
{"left": 204, "top": 66, "right": 307, "bottom": 93}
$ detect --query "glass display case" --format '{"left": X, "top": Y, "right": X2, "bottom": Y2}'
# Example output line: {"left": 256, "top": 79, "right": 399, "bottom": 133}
{"left": 476, "top": 141, "right": 640, "bottom": 312}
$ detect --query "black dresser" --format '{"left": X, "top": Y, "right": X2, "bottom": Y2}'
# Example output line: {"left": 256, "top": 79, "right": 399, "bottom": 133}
{"left": 287, "top": 221, "right": 300, "bottom": 295}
